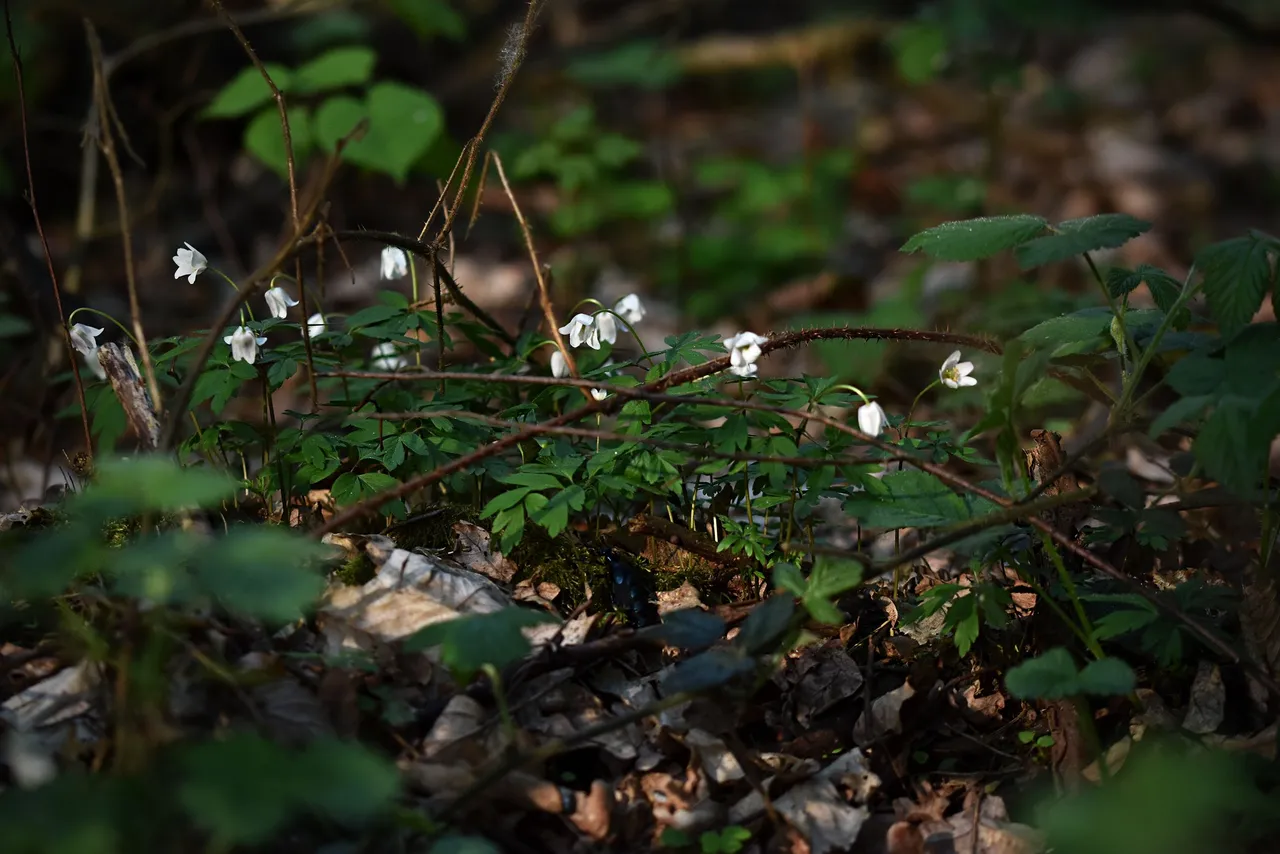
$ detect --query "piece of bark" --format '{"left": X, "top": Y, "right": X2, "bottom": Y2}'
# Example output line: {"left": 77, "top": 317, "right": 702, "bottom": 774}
{"left": 98, "top": 343, "right": 159, "bottom": 450}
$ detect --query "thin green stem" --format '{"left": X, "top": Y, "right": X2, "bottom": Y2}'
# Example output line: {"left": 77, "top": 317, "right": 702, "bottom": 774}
{"left": 67, "top": 306, "right": 142, "bottom": 349}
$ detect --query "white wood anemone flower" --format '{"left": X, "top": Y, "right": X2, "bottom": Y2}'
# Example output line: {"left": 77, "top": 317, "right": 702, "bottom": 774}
{"left": 371, "top": 341, "right": 408, "bottom": 371}
{"left": 594, "top": 311, "right": 618, "bottom": 345}
{"left": 173, "top": 242, "right": 207, "bottom": 284}
{"left": 856, "top": 401, "right": 887, "bottom": 437}
{"left": 550, "top": 349, "right": 569, "bottom": 378}
{"left": 264, "top": 286, "right": 299, "bottom": 319}
{"left": 69, "top": 323, "right": 103, "bottom": 358}
{"left": 724, "top": 331, "right": 767, "bottom": 378}
{"left": 224, "top": 326, "right": 267, "bottom": 364}
{"left": 306, "top": 313, "right": 327, "bottom": 338}
{"left": 939, "top": 350, "right": 977, "bottom": 389}
{"left": 559, "top": 313, "right": 602, "bottom": 350}
{"left": 614, "top": 294, "right": 645, "bottom": 325}
{"left": 381, "top": 246, "right": 409, "bottom": 280}
{"left": 590, "top": 388, "right": 608, "bottom": 401}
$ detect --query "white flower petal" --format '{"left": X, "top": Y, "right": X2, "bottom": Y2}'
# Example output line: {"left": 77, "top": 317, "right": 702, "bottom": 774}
{"left": 225, "top": 325, "right": 264, "bottom": 364}
{"left": 857, "top": 402, "right": 887, "bottom": 437}
{"left": 550, "top": 349, "right": 569, "bottom": 378}
{"left": 380, "top": 246, "right": 409, "bottom": 280}
{"left": 590, "top": 388, "right": 608, "bottom": 401}
{"left": 173, "top": 242, "right": 207, "bottom": 284}
{"left": 614, "top": 294, "right": 646, "bottom": 324}
{"left": 264, "top": 286, "right": 299, "bottom": 319}
{"left": 306, "top": 313, "right": 326, "bottom": 337}
{"left": 69, "top": 323, "right": 104, "bottom": 357}
{"left": 595, "top": 311, "right": 617, "bottom": 345}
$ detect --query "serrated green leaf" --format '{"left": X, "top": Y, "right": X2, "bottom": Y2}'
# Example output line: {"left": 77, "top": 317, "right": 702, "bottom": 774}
{"left": 388, "top": 0, "right": 467, "bottom": 41}
{"left": 662, "top": 647, "right": 757, "bottom": 694}
{"left": 772, "top": 562, "right": 807, "bottom": 598}
{"left": 82, "top": 456, "right": 236, "bottom": 516}
{"left": 1016, "top": 214, "right": 1151, "bottom": 269}
{"left": 566, "top": 40, "right": 683, "bottom": 90}
{"left": 948, "top": 595, "right": 980, "bottom": 656}
{"left": 900, "top": 214, "right": 1047, "bottom": 262}
{"left": 203, "top": 63, "right": 292, "bottom": 118}
{"left": 190, "top": 527, "right": 328, "bottom": 622}
{"left": 1005, "top": 647, "right": 1079, "bottom": 699}
{"left": 1148, "top": 394, "right": 1211, "bottom": 438}
{"left": 647, "top": 609, "right": 726, "bottom": 648}
{"left": 844, "top": 469, "right": 970, "bottom": 528}
{"left": 1197, "top": 234, "right": 1273, "bottom": 335}
{"left": 292, "top": 46, "right": 376, "bottom": 93}
{"left": 806, "top": 556, "right": 863, "bottom": 601}
{"left": 1195, "top": 399, "right": 1266, "bottom": 492}
{"left": 1091, "top": 607, "right": 1158, "bottom": 641}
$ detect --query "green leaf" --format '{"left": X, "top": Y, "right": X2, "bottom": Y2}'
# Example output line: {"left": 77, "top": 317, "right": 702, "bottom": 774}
{"left": 404, "top": 608, "right": 556, "bottom": 682}
{"left": 344, "top": 82, "right": 443, "bottom": 183}
{"left": 566, "top": 40, "right": 682, "bottom": 90}
{"left": 891, "top": 21, "right": 947, "bottom": 84}
{"left": 1074, "top": 657, "right": 1137, "bottom": 696}
{"left": 1015, "top": 214, "right": 1151, "bottom": 269}
{"left": 772, "top": 562, "right": 807, "bottom": 598}
{"left": 190, "top": 527, "right": 328, "bottom": 622}
{"left": 662, "top": 647, "right": 756, "bottom": 694}
{"left": 244, "top": 106, "right": 313, "bottom": 180}
{"left": 313, "top": 95, "right": 367, "bottom": 151}
{"left": 1005, "top": 647, "right": 1080, "bottom": 699}
{"left": 179, "top": 735, "right": 398, "bottom": 846}
{"left": 647, "top": 609, "right": 726, "bottom": 648}
{"left": 843, "top": 469, "right": 970, "bottom": 528}
{"left": 1197, "top": 234, "right": 1273, "bottom": 335}
{"left": 949, "top": 595, "right": 980, "bottom": 656}
{"left": 346, "top": 303, "right": 404, "bottom": 328}
{"left": 387, "top": 0, "right": 467, "bottom": 41}
{"left": 292, "top": 46, "right": 376, "bottom": 93}
{"left": 1018, "top": 309, "right": 1111, "bottom": 355}
{"left": 83, "top": 456, "right": 236, "bottom": 516}
{"left": 203, "top": 63, "right": 292, "bottom": 118}
{"left": 1092, "top": 607, "right": 1158, "bottom": 641}
{"left": 806, "top": 556, "right": 863, "bottom": 601}
{"left": 1195, "top": 399, "right": 1266, "bottom": 492}
{"left": 734, "top": 594, "right": 796, "bottom": 656}
{"left": 900, "top": 214, "right": 1047, "bottom": 262}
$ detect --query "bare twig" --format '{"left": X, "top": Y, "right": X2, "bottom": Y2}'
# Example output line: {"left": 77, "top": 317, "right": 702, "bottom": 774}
{"left": 85, "top": 22, "right": 162, "bottom": 416}
{"left": 5, "top": 0, "right": 93, "bottom": 458}
{"left": 491, "top": 151, "right": 577, "bottom": 380}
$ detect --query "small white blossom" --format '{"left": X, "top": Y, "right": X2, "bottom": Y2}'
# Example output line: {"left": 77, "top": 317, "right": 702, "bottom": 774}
{"left": 306, "top": 313, "right": 327, "bottom": 338}
{"left": 614, "top": 294, "right": 645, "bottom": 325}
{"left": 939, "top": 350, "right": 977, "bottom": 389}
{"left": 857, "top": 401, "right": 887, "bottom": 437}
{"left": 173, "top": 242, "right": 207, "bottom": 283}
{"left": 371, "top": 341, "right": 407, "bottom": 371}
{"left": 724, "top": 331, "right": 767, "bottom": 378}
{"left": 69, "top": 323, "right": 103, "bottom": 358}
{"left": 550, "top": 349, "right": 569, "bottom": 378}
{"left": 224, "top": 325, "right": 267, "bottom": 364}
{"left": 590, "top": 388, "right": 608, "bottom": 401}
{"left": 594, "top": 311, "right": 618, "bottom": 345}
{"left": 264, "top": 286, "right": 299, "bottom": 319}
{"left": 559, "top": 313, "right": 601, "bottom": 350}
{"left": 380, "top": 246, "right": 409, "bottom": 280}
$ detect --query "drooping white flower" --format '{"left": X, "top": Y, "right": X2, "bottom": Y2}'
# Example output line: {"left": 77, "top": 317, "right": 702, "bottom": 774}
{"left": 857, "top": 401, "right": 887, "bottom": 437}
{"left": 594, "top": 311, "right": 618, "bottom": 345}
{"left": 724, "top": 331, "right": 767, "bottom": 378}
{"left": 380, "top": 246, "right": 409, "bottom": 280}
{"left": 939, "top": 350, "right": 977, "bottom": 389}
{"left": 550, "top": 349, "right": 569, "bottom": 378}
{"left": 614, "top": 294, "right": 645, "bottom": 325}
{"left": 69, "top": 323, "right": 104, "bottom": 358}
{"left": 371, "top": 341, "right": 407, "bottom": 371}
{"left": 173, "top": 242, "right": 207, "bottom": 284}
{"left": 590, "top": 388, "right": 608, "bottom": 401}
{"left": 559, "top": 313, "right": 601, "bottom": 350}
{"left": 306, "top": 313, "right": 327, "bottom": 338}
{"left": 224, "top": 325, "right": 267, "bottom": 364}
{"left": 264, "top": 286, "right": 299, "bottom": 319}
